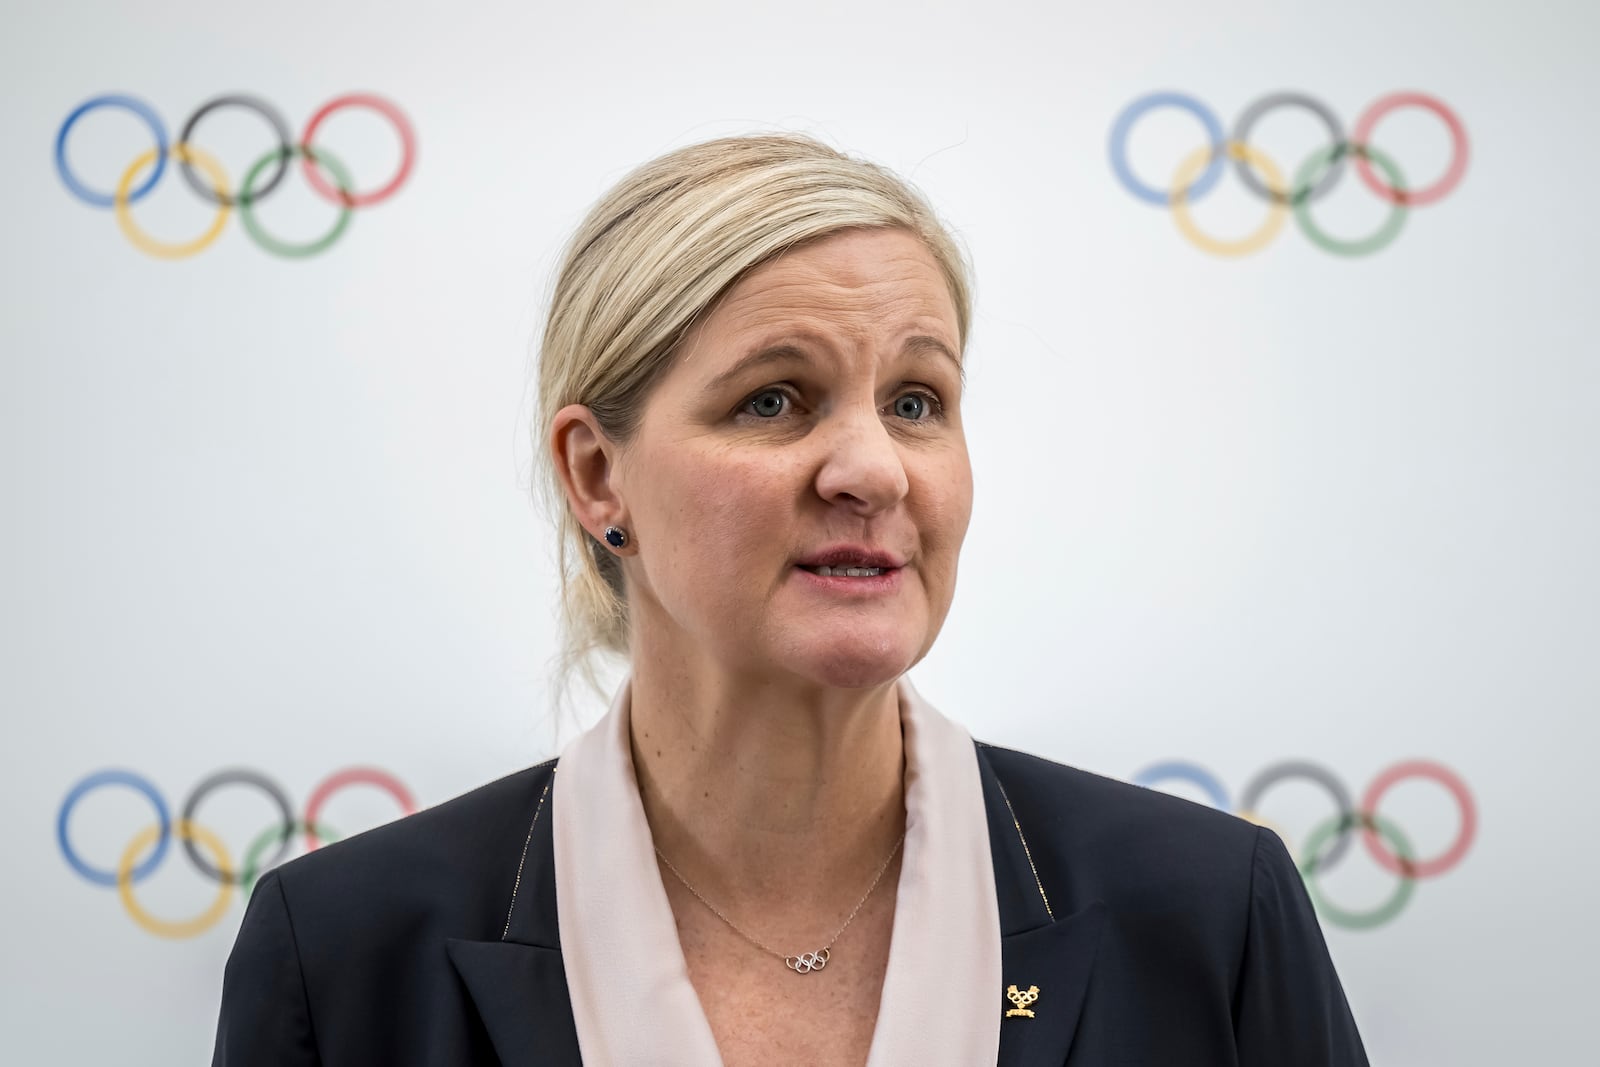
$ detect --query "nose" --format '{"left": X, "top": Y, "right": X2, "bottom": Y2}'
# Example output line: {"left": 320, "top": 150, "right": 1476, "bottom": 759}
{"left": 813, "top": 402, "right": 910, "bottom": 516}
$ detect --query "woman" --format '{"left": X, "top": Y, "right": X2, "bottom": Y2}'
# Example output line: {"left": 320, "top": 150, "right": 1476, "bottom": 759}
{"left": 212, "top": 134, "right": 1368, "bottom": 1065}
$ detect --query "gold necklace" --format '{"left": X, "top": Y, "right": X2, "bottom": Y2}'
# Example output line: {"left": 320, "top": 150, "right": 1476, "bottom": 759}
{"left": 654, "top": 830, "right": 906, "bottom": 975}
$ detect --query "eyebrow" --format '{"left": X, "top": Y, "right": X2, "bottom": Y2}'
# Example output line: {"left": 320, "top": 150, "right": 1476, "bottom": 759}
{"left": 702, "top": 335, "right": 964, "bottom": 395}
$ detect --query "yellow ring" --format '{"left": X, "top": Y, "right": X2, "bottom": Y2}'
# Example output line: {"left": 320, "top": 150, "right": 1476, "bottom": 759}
{"left": 116, "top": 819, "right": 235, "bottom": 939}
{"left": 1169, "top": 141, "right": 1288, "bottom": 257}
{"left": 113, "top": 143, "right": 231, "bottom": 260}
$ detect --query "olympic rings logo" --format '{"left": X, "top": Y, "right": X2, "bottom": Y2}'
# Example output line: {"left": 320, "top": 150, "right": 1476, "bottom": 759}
{"left": 54, "top": 92, "right": 416, "bottom": 260}
{"left": 1132, "top": 759, "right": 1475, "bottom": 929}
{"left": 57, "top": 766, "right": 416, "bottom": 938}
{"left": 1108, "top": 91, "right": 1468, "bottom": 257}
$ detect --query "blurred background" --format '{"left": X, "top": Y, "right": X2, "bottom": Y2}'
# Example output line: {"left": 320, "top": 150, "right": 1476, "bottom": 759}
{"left": 4, "top": 0, "right": 1596, "bottom": 1062}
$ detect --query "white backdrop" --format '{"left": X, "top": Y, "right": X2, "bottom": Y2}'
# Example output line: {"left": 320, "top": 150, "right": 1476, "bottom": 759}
{"left": 4, "top": 0, "right": 1597, "bottom": 1063}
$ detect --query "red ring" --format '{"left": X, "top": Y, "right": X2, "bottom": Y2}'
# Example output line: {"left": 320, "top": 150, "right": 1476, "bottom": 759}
{"left": 298, "top": 93, "right": 416, "bottom": 208}
{"left": 303, "top": 767, "right": 416, "bottom": 850}
{"left": 1360, "top": 760, "right": 1476, "bottom": 878}
{"left": 1351, "top": 91, "right": 1468, "bottom": 207}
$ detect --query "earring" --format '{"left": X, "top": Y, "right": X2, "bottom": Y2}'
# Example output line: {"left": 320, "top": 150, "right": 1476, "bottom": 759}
{"left": 603, "top": 526, "right": 629, "bottom": 549}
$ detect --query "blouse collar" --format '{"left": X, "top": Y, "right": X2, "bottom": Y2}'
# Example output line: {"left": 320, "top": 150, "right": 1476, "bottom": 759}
{"left": 550, "top": 676, "right": 1003, "bottom": 1065}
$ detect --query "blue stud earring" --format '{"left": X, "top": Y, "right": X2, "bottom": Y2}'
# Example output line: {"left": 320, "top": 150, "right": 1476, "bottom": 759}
{"left": 603, "top": 526, "right": 629, "bottom": 549}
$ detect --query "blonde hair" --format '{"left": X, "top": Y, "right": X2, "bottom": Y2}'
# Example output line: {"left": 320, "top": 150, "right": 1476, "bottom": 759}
{"left": 535, "top": 133, "right": 972, "bottom": 688}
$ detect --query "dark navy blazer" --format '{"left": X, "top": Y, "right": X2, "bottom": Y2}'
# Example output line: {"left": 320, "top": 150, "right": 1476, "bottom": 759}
{"left": 212, "top": 743, "right": 1369, "bottom": 1065}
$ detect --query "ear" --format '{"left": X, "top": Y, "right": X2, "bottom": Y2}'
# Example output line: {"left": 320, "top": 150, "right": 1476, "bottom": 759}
{"left": 549, "top": 404, "right": 625, "bottom": 542}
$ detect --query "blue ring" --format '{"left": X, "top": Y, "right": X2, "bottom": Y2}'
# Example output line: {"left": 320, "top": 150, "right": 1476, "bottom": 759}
{"left": 1108, "top": 91, "right": 1226, "bottom": 207}
{"left": 54, "top": 94, "right": 169, "bottom": 208}
{"left": 1131, "top": 760, "right": 1230, "bottom": 811}
{"left": 57, "top": 769, "right": 171, "bottom": 887}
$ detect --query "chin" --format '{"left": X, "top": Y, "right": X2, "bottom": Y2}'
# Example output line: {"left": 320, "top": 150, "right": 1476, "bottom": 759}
{"left": 782, "top": 627, "right": 924, "bottom": 690}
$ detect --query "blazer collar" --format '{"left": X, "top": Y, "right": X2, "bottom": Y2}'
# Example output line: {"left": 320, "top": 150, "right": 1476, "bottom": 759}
{"left": 448, "top": 749, "right": 1104, "bottom": 1065}
{"left": 977, "top": 744, "right": 1107, "bottom": 1065}
{"left": 446, "top": 767, "right": 582, "bottom": 1064}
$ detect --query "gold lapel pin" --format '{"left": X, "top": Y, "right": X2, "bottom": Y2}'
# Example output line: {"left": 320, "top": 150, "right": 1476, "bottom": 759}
{"left": 1005, "top": 984, "right": 1039, "bottom": 1018}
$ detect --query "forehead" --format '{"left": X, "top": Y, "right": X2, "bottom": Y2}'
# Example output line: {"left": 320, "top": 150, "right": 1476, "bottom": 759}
{"left": 693, "top": 228, "right": 960, "bottom": 348}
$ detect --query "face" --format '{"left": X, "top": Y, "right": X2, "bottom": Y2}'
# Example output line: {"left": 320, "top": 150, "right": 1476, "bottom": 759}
{"left": 613, "top": 227, "right": 973, "bottom": 690}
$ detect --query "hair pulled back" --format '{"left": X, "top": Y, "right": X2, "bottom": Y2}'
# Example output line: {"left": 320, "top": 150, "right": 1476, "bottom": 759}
{"left": 536, "top": 133, "right": 972, "bottom": 684}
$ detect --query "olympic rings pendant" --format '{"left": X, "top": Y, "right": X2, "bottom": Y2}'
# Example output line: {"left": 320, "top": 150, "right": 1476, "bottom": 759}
{"left": 784, "top": 948, "right": 830, "bottom": 974}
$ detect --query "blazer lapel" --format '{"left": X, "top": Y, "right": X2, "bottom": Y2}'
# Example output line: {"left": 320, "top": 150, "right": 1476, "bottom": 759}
{"left": 445, "top": 939, "right": 578, "bottom": 1064}
{"left": 447, "top": 768, "right": 582, "bottom": 1065}
{"left": 997, "top": 904, "right": 1106, "bottom": 1066}
{"left": 978, "top": 745, "right": 1106, "bottom": 1066}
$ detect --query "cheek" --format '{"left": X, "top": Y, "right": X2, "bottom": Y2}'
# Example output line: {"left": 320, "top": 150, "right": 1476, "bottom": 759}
{"left": 640, "top": 447, "right": 800, "bottom": 580}
{"left": 917, "top": 449, "right": 975, "bottom": 555}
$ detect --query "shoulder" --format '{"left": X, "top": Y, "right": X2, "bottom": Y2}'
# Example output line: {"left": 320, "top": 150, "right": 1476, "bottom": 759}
{"left": 971, "top": 746, "right": 1364, "bottom": 1059}
{"left": 215, "top": 761, "right": 560, "bottom": 1063}
{"left": 270, "top": 759, "right": 557, "bottom": 948}
{"left": 976, "top": 740, "right": 1258, "bottom": 855}
{"left": 976, "top": 741, "right": 1263, "bottom": 921}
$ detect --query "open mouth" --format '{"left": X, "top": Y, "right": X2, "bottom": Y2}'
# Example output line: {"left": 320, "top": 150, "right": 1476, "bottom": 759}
{"left": 798, "top": 565, "right": 888, "bottom": 578}
{"left": 795, "top": 546, "right": 904, "bottom": 581}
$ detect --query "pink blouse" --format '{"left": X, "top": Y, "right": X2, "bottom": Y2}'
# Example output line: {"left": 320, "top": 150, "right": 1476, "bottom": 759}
{"left": 551, "top": 677, "right": 1002, "bottom": 1064}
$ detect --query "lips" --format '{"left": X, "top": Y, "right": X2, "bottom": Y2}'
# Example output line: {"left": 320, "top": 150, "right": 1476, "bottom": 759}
{"left": 795, "top": 545, "right": 905, "bottom": 573}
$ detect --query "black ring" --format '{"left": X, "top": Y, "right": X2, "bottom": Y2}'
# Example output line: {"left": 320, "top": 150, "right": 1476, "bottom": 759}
{"left": 176, "top": 94, "right": 293, "bottom": 207}
{"left": 1230, "top": 92, "right": 1347, "bottom": 207}
{"left": 179, "top": 768, "right": 294, "bottom": 885}
{"left": 1237, "top": 760, "right": 1355, "bottom": 873}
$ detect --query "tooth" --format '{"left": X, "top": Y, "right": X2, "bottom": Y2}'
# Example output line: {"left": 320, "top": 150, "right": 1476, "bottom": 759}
{"left": 809, "top": 565, "right": 886, "bottom": 577}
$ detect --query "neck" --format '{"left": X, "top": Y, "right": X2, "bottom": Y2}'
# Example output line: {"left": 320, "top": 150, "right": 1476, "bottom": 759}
{"left": 627, "top": 655, "right": 907, "bottom": 908}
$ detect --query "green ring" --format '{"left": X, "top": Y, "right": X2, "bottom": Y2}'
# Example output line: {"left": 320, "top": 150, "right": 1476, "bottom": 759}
{"left": 1292, "top": 143, "right": 1409, "bottom": 257}
{"left": 237, "top": 145, "right": 354, "bottom": 259}
{"left": 241, "top": 819, "right": 341, "bottom": 897}
{"left": 1298, "top": 812, "right": 1416, "bottom": 930}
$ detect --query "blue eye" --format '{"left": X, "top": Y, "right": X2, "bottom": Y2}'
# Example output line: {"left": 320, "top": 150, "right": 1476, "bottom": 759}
{"left": 747, "top": 390, "right": 788, "bottom": 418}
{"left": 893, "top": 393, "right": 930, "bottom": 420}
